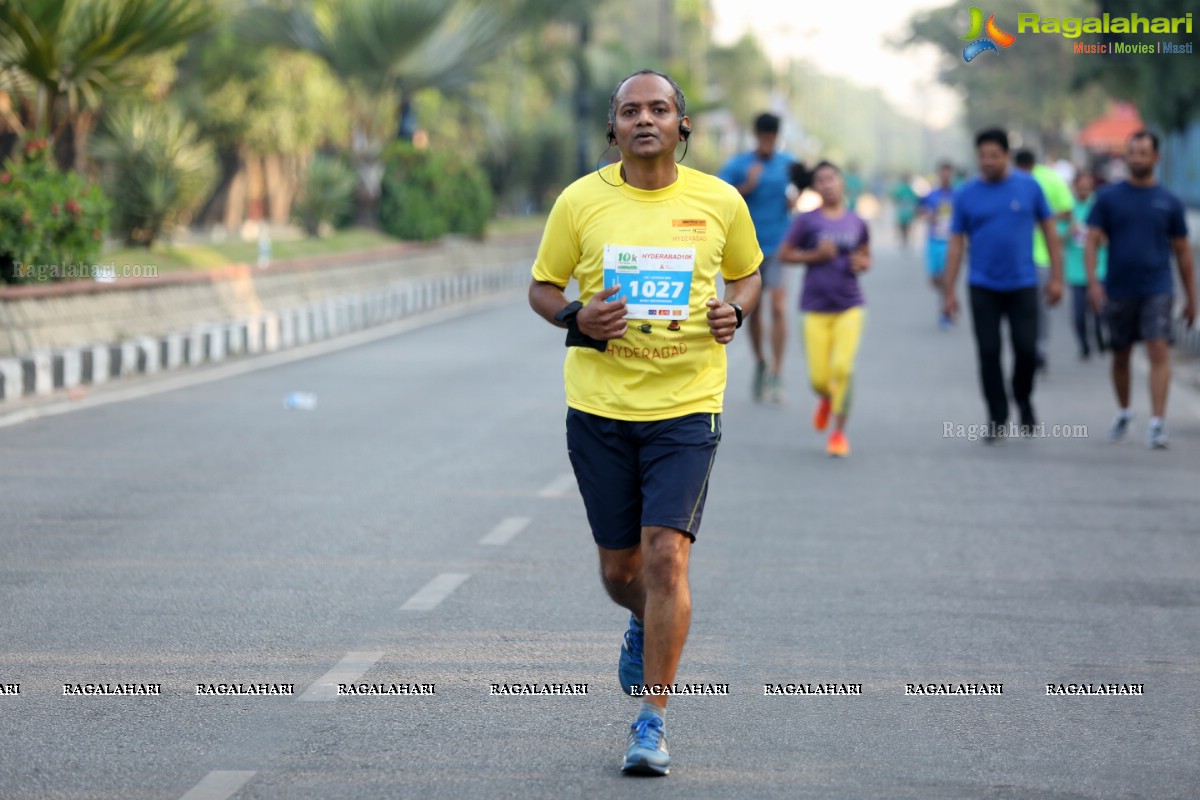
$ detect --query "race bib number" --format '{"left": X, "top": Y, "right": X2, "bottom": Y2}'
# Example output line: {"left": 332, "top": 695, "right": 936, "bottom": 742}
{"left": 603, "top": 245, "right": 695, "bottom": 320}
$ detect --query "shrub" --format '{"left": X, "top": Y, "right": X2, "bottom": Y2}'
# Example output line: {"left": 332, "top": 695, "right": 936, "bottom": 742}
{"left": 0, "top": 137, "right": 110, "bottom": 284}
{"left": 294, "top": 154, "right": 357, "bottom": 237}
{"left": 379, "top": 144, "right": 493, "bottom": 241}
{"left": 91, "top": 103, "right": 216, "bottom": 247}
{"left": 379, "top": 144, "right": 446, "bottom": 241}
{"left": 441, "top": 154, "right": 493, "bottom": 238}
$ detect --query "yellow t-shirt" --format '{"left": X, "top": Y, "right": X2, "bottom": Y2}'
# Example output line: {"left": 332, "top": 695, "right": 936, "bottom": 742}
{"left": 531, "top": 163, "right": 762, "bottom": 421}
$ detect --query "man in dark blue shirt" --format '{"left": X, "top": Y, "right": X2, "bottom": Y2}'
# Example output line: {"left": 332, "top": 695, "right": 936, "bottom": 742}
{"left": 943, "top": 128, "right": 1064, "bottom": 440}
{"left": 1086, "top": 130, "right": 1196, "bottom": 449}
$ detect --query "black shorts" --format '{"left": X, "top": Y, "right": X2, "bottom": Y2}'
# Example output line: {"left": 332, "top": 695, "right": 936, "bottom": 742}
{"left": 566, "top": 409, "right": 721, "bottom": 550}
{"left": 1106, "top": 294, "right": 1173, "bottom": 351}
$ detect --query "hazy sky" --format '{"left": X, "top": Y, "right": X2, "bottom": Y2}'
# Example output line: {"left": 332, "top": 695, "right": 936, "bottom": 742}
{"left": 708, "top": 0, "right": 961, "bottom": 127}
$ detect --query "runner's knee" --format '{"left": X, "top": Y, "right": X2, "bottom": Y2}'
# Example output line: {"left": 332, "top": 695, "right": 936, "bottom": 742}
{"left": 599, "top": 550, "right": 640, "bottom": 589}
{"left": 641, "top": 529, "right": 689, "bottom": 591}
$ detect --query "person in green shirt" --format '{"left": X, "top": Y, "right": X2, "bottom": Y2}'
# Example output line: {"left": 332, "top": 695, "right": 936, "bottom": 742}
{"left": 891, "top": 173, "right": 920, "bottom": 248}
{"left": 1064, "top": 171, "right": 1107, "bottom": 359}
{"left": 1015, "top": 150, "right": 1073, "bottom": 372}
{"left": 843, "top": 164, "right": 864, "bottom": 213}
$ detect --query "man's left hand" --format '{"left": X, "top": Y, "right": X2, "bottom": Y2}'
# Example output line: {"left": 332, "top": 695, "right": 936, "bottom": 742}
{"left": 706, "top": 298, "right": 738, "bottom": 344}
{"left": 1044, "top": 277, "right": 1063, "bottom": 307}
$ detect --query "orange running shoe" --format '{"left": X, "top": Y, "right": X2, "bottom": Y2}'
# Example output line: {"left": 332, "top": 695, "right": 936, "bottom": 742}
{"left": 813, "top": 396, "right": 832, "bottom": 432}
{"left": 826, "top": 429, "right": 850, "bottom": 457}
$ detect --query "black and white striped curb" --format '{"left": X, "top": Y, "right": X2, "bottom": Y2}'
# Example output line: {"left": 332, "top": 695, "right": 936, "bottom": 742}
{"left": 0, "top": 263, "right": 529, "bottom": 403}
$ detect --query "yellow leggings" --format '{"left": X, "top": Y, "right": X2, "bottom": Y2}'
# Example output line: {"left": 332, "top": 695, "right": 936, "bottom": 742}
{"left": 802, "top": 307, "right": 865, "bottom": 416}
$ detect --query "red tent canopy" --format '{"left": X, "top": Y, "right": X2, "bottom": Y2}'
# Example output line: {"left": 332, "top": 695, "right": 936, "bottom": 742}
{"left": 1076, "top": 102, "right": 1145, "bottom": 152}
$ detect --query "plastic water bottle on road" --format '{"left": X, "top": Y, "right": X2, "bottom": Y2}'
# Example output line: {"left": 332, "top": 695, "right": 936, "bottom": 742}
{"left": 283, "top": 392, "right": 317, "bottom": 410}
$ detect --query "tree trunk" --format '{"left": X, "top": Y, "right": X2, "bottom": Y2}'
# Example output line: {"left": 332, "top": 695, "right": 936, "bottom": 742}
{"left": 224, "top": 151, "right": 248, "bottom": 234}
{"left": 245, "top": 154, "right": 266, "bottom": 228}
{"left": 195, "top": 145, "right": 241, "bottom": 229}
{"left": 263, "top": 153, "right": 295, "bottom": 226}
{"left": 69, "top": 110, "right": 96, "bottom": 174}
{"left": 573, "top": 18, "right": 592, "bottom": 179}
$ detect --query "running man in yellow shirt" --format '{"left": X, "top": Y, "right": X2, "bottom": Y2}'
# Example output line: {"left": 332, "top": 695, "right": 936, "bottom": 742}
{"left": 528, "top": 69, "right": 762, "bottom": 776}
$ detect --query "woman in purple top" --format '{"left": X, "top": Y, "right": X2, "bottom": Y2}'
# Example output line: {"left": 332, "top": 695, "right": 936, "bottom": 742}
{"left": 778, "top": 161, "right": 871, "bottom": 457}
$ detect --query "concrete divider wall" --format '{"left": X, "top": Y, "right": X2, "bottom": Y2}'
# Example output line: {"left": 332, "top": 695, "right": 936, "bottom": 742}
{"left": 0, "top": 235, "right": 538, "bottom": 403}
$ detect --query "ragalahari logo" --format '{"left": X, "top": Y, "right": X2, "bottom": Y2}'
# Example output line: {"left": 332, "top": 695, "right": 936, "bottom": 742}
{"left": 961, "top": 7, "right": 1016, "bottom": 62}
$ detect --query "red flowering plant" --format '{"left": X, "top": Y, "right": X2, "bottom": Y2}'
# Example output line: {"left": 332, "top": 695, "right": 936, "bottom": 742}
{"left": 0, "top": 138, "right": 110, "bottom": 284}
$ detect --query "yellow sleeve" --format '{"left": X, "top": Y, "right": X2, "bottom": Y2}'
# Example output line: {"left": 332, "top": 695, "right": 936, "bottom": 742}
{"left": 721, "top": 195, "right": 763, "bottom": 281}
{"left": 530, "top": 193, "right": 580, "bottom": 288}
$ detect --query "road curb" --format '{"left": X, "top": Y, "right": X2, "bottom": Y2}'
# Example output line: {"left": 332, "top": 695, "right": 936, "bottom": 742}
{"left": 1, "top": 260, "right": 531, "bottom": 408}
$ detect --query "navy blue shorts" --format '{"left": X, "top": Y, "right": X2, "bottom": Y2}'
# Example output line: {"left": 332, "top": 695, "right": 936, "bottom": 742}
{"left": 1106, "top": 294, "right": 1174, "bottom": 351}
{"left": 566, "top": 409, "right": 721, "bottom": 550}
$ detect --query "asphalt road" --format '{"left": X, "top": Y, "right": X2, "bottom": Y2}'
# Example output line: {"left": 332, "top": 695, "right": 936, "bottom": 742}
{"left": 1, "top": 236, "right": 1198, "bottom": 799}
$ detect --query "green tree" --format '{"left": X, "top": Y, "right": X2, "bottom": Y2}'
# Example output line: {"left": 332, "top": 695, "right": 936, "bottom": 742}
{"left": 707, "top": 34, "right": 774, "bottom": 136}
{"left": 294, "top": 154, "right": 356, "bottom": 237}
{"left": 897, "top": 0, "right": 1108, "bottom": 154}
{"left": 172, "top": 14, "right": 349, "bottom": 231}
{"left": 0, "top": 0, "right": 213, "bottom": 167}
{"left": 241, "top": 0, "right": 522, "bottom": 225}
{"left": 91, "top": 102, "right": 216, "bottom": 247}
{"left": 1074, "top": 0, "right": 1200, "bottom": 133}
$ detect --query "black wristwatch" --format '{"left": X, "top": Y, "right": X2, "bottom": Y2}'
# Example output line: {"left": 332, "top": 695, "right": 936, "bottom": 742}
{"left": 730, "top": 302, "right": 744, "bottom": 329}
{"left": 554, "top": 301, "right": 607, "bottom": 352}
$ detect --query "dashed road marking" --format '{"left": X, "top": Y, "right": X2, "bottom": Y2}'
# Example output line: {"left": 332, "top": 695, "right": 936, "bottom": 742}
{"left": 178, "top": 770, "right": 256, "bottom": 800}
{"left": 400, "top": 573, "right": 470, "bottom": 611}
{"left": 536, "top": 473, "right": 576, "bottom": 498}
{"left": 298, "top": 651, "right": 385, "bottom": 702}
{"left": 480, "top": 516, "right": 531, "bottom": 546}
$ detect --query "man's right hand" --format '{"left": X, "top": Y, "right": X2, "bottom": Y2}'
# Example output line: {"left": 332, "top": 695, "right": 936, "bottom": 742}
{"left": 577, "top": 285, "right": 628, "bottom": 341}
{"left": 1087, "top": 281, "right": 1107, "bottom": 315}
{"left": 943, "top": 291, "right": 959, "bottom": 322}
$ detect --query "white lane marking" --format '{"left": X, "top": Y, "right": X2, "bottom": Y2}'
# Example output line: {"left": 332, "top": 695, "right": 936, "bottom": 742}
{"left": 480, "top": 516, "right": 530, "bottom": 546}
{"left": 400, "top": 573, "right": 470, "bottom": 611}
{"left": 178, "top": 771, "right": 256, "bottom": 800}
{"left": 297, "top": 651, "right": 386, "bottom": 702}
{"left": 0, "top": 290, "right": 522, "bottom": 430}
{"left": 536, "top": 473, "right": 576, "bottom": 498}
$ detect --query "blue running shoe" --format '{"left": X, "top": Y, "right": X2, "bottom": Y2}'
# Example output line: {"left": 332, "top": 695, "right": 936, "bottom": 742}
{"left": 618, "top": 614, "right": 644, "bottom": 696}
{"left": 622, "top": 709, "right": 669, "bottom": 776}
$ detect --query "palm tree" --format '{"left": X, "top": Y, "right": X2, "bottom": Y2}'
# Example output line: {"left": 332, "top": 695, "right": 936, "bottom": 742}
{"left": 0, "top": 0, "right": 213, "bottom": 168}
{"left": 91, "top": 102, "right": 217, "bottom": 247}
{"left": 240, "top": 0, "right": 524, "bottom": 225}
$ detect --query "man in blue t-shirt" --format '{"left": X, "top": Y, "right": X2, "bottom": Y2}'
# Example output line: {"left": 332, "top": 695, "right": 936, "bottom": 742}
{"left": 719, "top": 112, "right": 795, "bottom": 403}
{"left": 1086, "top": 130, "right": 1196, "bottom": 449}
{"left": 920, "top": 160, "right": 956, "bottom": 329}
{"left": 942, "top": 128, "right": 1064, "bottom": 440}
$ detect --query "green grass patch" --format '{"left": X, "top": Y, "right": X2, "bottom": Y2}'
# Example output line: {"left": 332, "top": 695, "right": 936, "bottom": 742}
{"left": 103, "top": 228, "right": 405, "bottom": 274}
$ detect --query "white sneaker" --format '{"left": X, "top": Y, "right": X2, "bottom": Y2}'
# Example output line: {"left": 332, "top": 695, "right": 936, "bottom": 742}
{"left": 1108, "top": 412, "right": 1132, "bottom": 442}
{"left": 766, "top": 373, "right": 785, "bottom": 405}
{"left": 1147, "top": 421, "right": 1168, "bottom": 450}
